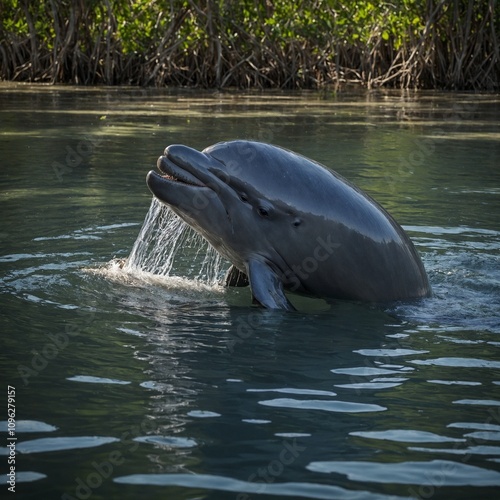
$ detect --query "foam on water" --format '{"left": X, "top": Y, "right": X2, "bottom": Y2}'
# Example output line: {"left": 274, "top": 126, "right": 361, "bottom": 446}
{"left": 96, "top": 198, "right": 229, "bottom": 296}
{"left": 84, "top": 198, "right": 231, "bottom": 312}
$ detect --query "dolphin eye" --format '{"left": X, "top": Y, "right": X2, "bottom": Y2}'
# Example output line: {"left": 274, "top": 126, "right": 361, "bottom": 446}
{"left": 293, "top": 218, "right": 302, "bottom": 227}
{"left": 240, "top": 193, "right": 248, "bottom": 202}
{"left": 258, "top": 207, "right": 269, "bottom": 217}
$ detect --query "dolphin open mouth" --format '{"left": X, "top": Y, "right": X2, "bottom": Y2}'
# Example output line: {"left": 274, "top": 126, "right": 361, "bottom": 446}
{"left": 153, "top": 153, "right": 206, "bottom": 188}
{"left": 147, "top": 144, "right": 230, "bottom": 205}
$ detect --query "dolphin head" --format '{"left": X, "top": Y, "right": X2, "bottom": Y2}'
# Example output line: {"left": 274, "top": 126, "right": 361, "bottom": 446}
{"left": 146, "top": 141, "right": 323, "bottom": 277}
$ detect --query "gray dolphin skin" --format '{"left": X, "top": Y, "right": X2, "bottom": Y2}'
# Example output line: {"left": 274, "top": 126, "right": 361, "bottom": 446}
{"left": 146, "top": 140, "right": 431, "bottom": 311}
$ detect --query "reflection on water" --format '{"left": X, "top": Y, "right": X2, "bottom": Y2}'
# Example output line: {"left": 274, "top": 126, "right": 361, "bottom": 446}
{"left": 1, "top": 84, "right": 499, "bottom": 499}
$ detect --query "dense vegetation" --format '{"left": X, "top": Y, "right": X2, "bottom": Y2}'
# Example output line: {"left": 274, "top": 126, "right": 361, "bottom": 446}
{"left": 1, "top": 0, "right": 498, "bottom": 90}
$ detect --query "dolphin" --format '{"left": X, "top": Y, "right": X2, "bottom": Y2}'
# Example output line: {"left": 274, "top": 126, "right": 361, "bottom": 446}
{"left": 146, "top": 140, "right": 431, "bottom": 311}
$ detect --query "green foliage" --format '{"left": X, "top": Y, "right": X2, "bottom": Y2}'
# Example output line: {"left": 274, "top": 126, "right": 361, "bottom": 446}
{"left": 0, "top": 0, "right": 498, "bottom": 89}
{"left": 1, "top": 0, "right": 28, "bottom": 36}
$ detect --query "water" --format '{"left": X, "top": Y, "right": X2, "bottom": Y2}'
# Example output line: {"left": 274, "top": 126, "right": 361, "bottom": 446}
{"left": 1, "top": 84, "right": 499, "bottom": 500}
{"left": 123, "top": 198, "right": 226, "bottom": 284}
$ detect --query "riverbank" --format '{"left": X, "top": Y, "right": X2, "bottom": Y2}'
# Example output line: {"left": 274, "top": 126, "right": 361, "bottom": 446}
{"left": 1, "top": 0, "right": 498, "bottom": 90}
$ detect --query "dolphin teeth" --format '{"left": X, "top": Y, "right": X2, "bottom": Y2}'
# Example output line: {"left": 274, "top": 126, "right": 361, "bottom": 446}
{"left": 157, "top": 155, "right": 205, "bottom": 187}
{"left": 161, "top": 172, "right": 204, "bottom": 187}
{"left": 163, "top": 175, "right": 179, "bottom": 183}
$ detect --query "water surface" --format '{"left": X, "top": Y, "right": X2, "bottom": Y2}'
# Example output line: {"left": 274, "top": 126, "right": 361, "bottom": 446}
{"left": 1, "top": 84, "right": 499, "bottom": 499}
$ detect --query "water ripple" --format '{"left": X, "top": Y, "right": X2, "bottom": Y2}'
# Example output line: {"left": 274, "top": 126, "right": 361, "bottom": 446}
{"left": 464, "top": 432, "right": 500, "bottom": 442}
{"left": 67, "top": 375, "right": 131, "bottom": 385}
{"left": 259, "top": 398, "right": 386, "bottom": 413}
{"left": 335, "top": 382, "right": 402, "bottom": 390}
{"left": 448, "top": 422, "right": 500, "bottom": 432}
{"left": 0, "top": 472, "right": 47, "bottom": 484}
{"left": 331, "top": 367, "right": 412, "bottom": 376}
{"left": 454, "top": 399, "right": 500, "bottom": 406}
{"left": 134, "top": 436, "right": 197, "bottom": 448}
{"left": 350, "top": 430, "right": 464, "bottom": 443}
{"left": 428, "top": 380, "right": 482, "bottom": 386}
{"left": 307, "top": 459, "right": 500, "bottom": 486}
{"left": 248, "top": 388, "right": 337, "bottom": 397}
{"left": 0, "top": 251, "right": 91, "bottom": 263}
{"left": 410, "top": 357, "right": 500, "bottom": 368}
{"left": 0, "top": 420, "right": 57, "bottom": 433}
{"left": 114, "top": 473, "right": 408, "bottom": 499}
{"left": 410, "top": 445, "right": 500, "bottom": 456}
{"left": 354, "top": 349, "right": 428, "bottom": 357}
{"left": 187, "top": 410, "right": 221, "bottom": 418}
{"left": 17, "top": 436, "right": 119, "bottom": 454}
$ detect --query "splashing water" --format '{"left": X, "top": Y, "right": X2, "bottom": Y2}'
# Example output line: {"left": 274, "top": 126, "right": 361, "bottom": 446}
{"left": 123, "top": 198, "right": 228, "bottom": 285}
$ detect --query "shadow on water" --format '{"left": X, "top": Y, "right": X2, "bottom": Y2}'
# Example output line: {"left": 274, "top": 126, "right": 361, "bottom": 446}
{"left": 1, "top": 85, "right": 500, "bottom": 499}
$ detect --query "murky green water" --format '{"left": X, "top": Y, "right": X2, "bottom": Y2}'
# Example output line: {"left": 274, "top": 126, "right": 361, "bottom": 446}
{"left": 1, "top": 84, "right": 500, "bottom": 499}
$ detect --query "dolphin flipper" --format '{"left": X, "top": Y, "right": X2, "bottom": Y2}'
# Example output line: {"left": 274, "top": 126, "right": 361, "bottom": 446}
{"left": 247, "top": 259, "right": 295, "bottom": 311}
